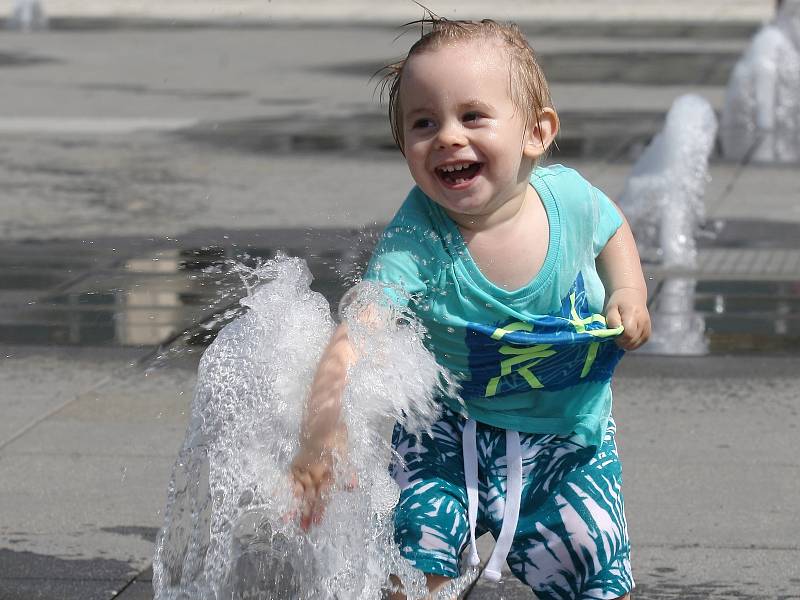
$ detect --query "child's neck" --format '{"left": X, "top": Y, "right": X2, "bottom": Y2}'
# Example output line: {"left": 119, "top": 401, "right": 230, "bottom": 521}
{"left": 451, "top": 183, "right": 550, "bottom": 291}
{"left": 447, "top": 183, "right": 534, "bottom": 235}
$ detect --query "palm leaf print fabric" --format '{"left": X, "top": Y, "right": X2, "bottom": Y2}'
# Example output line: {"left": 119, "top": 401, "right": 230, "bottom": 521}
{"left": 391, "top": 409, "right": 633, "bottom": 599}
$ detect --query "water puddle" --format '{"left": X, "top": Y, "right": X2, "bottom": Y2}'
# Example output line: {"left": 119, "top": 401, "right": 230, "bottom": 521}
{"left": 702, "top": 218, "right": 800, "bottom": 249}
{"left": 0, "top": 228, "right": 376, "bottom": 349}
{"left": 3, "top": 219, "right": 799, "bottom": 356}
{"left": 648, "top": 278, "right": 800, "bottom": 354}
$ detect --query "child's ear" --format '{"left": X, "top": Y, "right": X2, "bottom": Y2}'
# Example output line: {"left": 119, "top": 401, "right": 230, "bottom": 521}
{"left": 523, "top": 108, "right": 559, "bottom": 159}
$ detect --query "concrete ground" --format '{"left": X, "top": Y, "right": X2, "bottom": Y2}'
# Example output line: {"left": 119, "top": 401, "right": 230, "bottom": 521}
{"left": 0, "top": 3, "right": 798, "bottom": 599}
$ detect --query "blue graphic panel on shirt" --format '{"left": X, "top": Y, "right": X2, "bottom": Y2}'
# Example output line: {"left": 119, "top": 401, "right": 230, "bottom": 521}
{"left": 463, "top": 273, "right": 624, "bottom": 399}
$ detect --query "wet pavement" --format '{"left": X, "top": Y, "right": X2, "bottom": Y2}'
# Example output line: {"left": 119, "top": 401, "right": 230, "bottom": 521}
{"left": 0, "top": 229, "right": 375, "bottom": 349}
{"left": 0, "top": 11, "right": 798, "bottom": 600}
{"left": 3, "top": 219, "right": 798, "bottom": 357}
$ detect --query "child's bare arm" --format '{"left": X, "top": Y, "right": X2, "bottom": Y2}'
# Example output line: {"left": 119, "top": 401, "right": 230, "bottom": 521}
{"left": 290, "top": 322, "right": 355, "bottom": 531}
{"left": 597, "top": 216, "right": 651, "bottom": 350}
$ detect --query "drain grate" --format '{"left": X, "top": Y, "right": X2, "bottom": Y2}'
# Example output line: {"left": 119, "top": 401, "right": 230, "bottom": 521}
{"left": 645, "top": 249, "right": 800, "bottom": 281}
{"left": 698, "top": 248, "right": 800, "bottom": 278}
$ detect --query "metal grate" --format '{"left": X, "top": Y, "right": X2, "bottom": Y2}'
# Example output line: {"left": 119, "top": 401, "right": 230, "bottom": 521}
{"left": 697, "top": 248, "right": 800, "bottom": 279}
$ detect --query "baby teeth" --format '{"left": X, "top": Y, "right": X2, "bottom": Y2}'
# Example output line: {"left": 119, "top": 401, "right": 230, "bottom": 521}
{"left": 440, "top": 163, "right": 472, "bottom": 172}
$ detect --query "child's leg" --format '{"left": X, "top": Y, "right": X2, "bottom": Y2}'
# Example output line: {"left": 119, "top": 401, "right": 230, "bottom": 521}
{"left": 503, "top": 417, "right": 633, "bottom": 599}
{"left": 390, "top": 408, "right": 471, "bottom": 597}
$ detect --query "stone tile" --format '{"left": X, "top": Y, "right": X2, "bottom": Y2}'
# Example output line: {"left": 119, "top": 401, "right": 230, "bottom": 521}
{"left": 612, "top": 375, "right": 800, "bottom": 548}
{"left": 55, "top": 366, "right": 197, "bottom": 425}
{"left": 711, "top": 164, "right": 800, "bottom": 224}
{"left": 632, "top": 545, "right": 800, "bottom": 599}
{"left": 0, "top": 347, "right": 146, "bottom": 447}
{"left": 0, "top": 547, "right": 135, "bottom": 582}
{"left": 115, "top": 580, "right": 154, "bottom": 600}
{"left": 0, "top": 577, "right": 129, "bottom": 600}
{"left": 465, "top": 546, "right": 800, "bottom": 599}
{"left": 4, "top": 420, "right": 185, "bottom": 458}
{"left": 0, "top": 453, "right": 170, "bottom": 540}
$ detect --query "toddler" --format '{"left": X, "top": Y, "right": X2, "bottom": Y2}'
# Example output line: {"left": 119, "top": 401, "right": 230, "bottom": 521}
{"left": 291, "top": 18, "right": 650, "bottom": 600}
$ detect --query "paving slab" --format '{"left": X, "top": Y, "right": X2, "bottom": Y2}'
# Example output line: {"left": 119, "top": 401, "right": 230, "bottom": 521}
{"left": 631, "top": 545, "right": 800, "bottom": 599}
{"left": 706, "top": 164, "right": 800, "bottom": 225}
{"left": 0, "top": 352, "right": 194, "bottom": 596}
{"left": 0, "top": 346, "right": 146, "bottom": 444}
{"left": 0, "top": 453, "right": 168, "bottom": 537}
{"left": 0, "top": 576, "right": 130, "bottom": 600}
{"left": 0, "top": 135, "right": 412, "bottom": 241}
{"left": 609, "top": 359, "right": 800, "bottom": 597}
{"left": 115, "top": 580, "right": 156, "bottom": 600}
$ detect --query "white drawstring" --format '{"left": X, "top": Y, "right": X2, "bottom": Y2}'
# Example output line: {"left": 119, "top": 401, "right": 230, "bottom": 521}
{"left": 463, "top": 419, "right": 481, "bottom": 568}
{"left": 462, "top": 419, "right": 523, "bottom": 582}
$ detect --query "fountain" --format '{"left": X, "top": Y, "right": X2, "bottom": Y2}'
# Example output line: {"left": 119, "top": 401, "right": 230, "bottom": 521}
{"left": 619, "top": 94, "right": 717, "bottom": 269}
{"left": 152, "top": 255, "right": 466, "bottom": 599}
{"left": 7, "top": 0, "right": 47, "bottom": 31}
{"left": 720, "top": 0, "right": 800, "bottom": 163}
{"left": 618, "top": 94, "right": 718, "bottom": 355}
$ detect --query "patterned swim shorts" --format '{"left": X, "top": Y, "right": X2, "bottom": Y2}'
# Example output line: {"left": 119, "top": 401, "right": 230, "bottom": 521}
{"left": 390, "top": 406, "right": 633, "bottom": 599}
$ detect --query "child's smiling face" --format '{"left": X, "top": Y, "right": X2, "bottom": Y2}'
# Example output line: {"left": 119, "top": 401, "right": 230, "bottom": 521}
{"left": 399, "top": 39, "right": 545, "bottom": 222}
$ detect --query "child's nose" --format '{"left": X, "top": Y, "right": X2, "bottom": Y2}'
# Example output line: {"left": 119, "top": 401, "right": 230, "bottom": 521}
{"left": 435, "top": 121, "right": 467, "bottom": 148}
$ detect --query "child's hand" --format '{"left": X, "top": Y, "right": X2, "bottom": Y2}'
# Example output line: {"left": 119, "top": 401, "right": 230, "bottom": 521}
{"left": 288, "top": 426, "right": 355, "bottom": 531}
{"left": 605, "top": 287, "right": 651, "bottom": 351}
{"left": 289, "top": 443, "right": 336, "bottom": 531}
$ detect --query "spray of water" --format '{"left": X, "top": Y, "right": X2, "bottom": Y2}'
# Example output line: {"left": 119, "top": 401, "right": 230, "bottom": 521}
{"left": 153, "top": 253, "right": 462, "bottom": 599}
{"left": 618, "top": 93, "right": 718, "bottom": 269}
{"left": 618, "top": 94, "right": 715, "bottom": 356}
{"left": 8, "top": 0, "right": 47, "bottom": 31}
{"left": 720, "top": 0, "right": 800, "bottom": 164}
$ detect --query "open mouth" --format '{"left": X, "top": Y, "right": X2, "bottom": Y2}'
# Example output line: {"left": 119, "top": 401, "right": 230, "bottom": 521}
{"left": 435, "top": 162, "right": 483, "bottom": 186}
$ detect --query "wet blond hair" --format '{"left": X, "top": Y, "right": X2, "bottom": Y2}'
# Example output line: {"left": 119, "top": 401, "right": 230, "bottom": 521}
{"left": 380, "top": 17, "right": 554, "bottom": 154}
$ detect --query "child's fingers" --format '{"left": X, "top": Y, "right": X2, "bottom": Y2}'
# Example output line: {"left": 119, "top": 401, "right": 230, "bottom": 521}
{"left": 617, "top": 306, "right": 651, "bottom": 350}
{"left": 605, "top": 305, "right": 622, "bottom": 329}
{"left": 613, "top": 305, "right": 637, "bottom": 349}
{"left": 299, "top": 484, "right": 320, "bottom": 531}
{"left": 311, "top": 503, "right": 325, "bottom": 526}
{"left": 307, "top": 480, "right": 332, "bottom": 528}
{"left": 344, "top": 470, "right": 359, "bottom": 491}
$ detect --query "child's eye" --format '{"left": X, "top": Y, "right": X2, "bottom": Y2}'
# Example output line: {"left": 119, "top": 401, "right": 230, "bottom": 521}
{"left": 462, "top": 111, "right": 482, "bottom": 123}
{"left": 412, "top": 118, "right": 434, "bottom": 129}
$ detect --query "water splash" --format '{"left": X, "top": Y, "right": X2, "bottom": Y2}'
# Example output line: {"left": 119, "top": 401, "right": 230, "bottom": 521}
{"left": 720, "top": 0, "right": 800, "bottom": 164}
{"left": 618, "top": 94, "right": 714, "bottom": 355}
{"left": 618, "top": 93, "right": 718, "bottom": 269}
{"left": 642, "top": 277, "right": 708, "bottom": 356}
{"left": 153, "top": 253, "right": 465, "bottom": 599}
{"left": 7, "top": 0, "right": 47, "bottom": 31}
